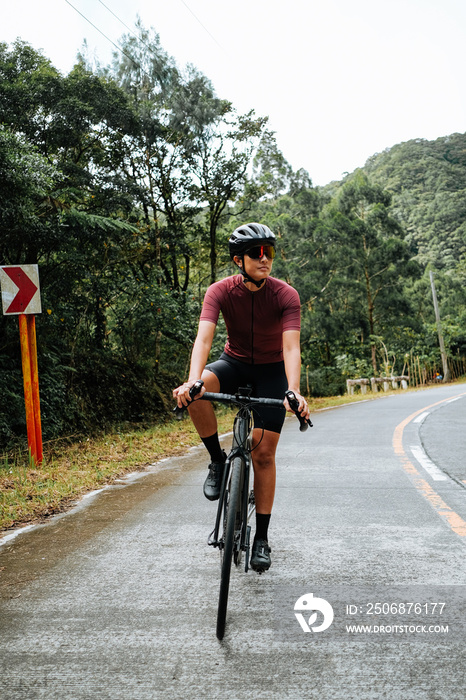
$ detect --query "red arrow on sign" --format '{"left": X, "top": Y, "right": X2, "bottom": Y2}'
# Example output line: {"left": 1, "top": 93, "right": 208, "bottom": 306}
{"left": 3, "top": 267, "right": 39, "bottom": 313}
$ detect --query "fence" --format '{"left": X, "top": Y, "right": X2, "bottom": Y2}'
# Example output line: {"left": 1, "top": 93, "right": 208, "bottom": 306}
{"left": 347, "top": 356, "right": 466, "bottom": 395}
{"left": 346, "top": 377, "right": 409, "bottom": 395}
{"left": 406, "top": 356, "right": 466, "bottom": 387}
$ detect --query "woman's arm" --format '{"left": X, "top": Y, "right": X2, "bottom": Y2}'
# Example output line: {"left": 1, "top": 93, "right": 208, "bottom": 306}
{"left": 173, "top": 320, "right": 216, "bottom": 407}
{"left": 282, "top": 329, "right": 310, "bottom": 419}
{"left": 187, "top": 320, "right": 216, "bottom": 380}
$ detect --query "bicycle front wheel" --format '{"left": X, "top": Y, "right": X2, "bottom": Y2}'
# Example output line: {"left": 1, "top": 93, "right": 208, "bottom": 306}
{"left": 216, "top": 455, "right": 243, "bottom": 640}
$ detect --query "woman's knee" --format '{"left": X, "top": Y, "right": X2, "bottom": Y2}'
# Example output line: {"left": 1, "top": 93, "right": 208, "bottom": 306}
{"left": 201, "top": 369, "right": 220, "bottom": 392}
{"left": 252, "top": 441, "right": 277, "bottom": 472}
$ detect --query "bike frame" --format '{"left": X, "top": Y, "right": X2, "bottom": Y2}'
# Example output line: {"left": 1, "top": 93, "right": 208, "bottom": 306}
{"left": 208, "top": 403, "right": 253, "bottom": 568}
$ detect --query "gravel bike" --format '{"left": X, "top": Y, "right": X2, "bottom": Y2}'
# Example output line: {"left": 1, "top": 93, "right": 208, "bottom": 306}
{"left": 176, "top": 380, "right": 312, "bottom": 640}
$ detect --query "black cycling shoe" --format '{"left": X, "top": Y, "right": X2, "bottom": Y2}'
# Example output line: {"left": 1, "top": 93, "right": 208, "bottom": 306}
{"left": 203, "top": 453, "right": 226, "bottom": 501}
{"left": 250, "top": 538, "right": 272, "bottom": 572}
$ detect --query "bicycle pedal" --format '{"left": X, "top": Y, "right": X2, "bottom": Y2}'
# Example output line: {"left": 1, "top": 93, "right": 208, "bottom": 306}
{"left": 207, "top": 529, "right": 220, "bottom": 547}
{"left": 251, "top": 562, "right": 267, "bottom": 574}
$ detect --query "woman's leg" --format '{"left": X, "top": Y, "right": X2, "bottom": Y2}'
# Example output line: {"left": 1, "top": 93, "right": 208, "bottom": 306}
{"left": 187, "top": 370, "right": 226, "bottom": 500}
{"left": 251, "top": 428, "right": 280, "bottom": 515}
{"left": 250, "top": 428, "right": 281, "bottom": 571}
{"left": 187, "top": 369, "right": 220, "bottom": 438}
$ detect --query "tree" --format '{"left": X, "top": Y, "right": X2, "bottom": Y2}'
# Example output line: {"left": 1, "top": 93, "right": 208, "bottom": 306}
{"left": 251, "top": 131, "right": 312, "bottom": 199}
{"left": 0, "top": 126, "right": 58, "bottom": 265}
{"left": 106, "top": 23, "right": 270, "bottom": 287}
{"left": 189, "top": 108, "right": 268, "bottom": 283}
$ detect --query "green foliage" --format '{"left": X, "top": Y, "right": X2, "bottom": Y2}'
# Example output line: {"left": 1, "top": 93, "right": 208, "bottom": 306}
{"left": 0, "top": 355, "right": 25, "bottom": 445}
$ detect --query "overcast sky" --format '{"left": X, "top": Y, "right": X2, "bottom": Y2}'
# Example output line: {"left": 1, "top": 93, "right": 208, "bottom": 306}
{"left": 3, "top": 0, "right": 466, "bottom": 185}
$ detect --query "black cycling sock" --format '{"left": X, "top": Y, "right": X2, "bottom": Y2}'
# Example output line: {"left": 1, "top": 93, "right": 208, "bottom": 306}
{"left": 201, "top": 433, "right": 224, "bottom": 464}
{"left": 255, "top": 513, "right": 271, "bottom": 542}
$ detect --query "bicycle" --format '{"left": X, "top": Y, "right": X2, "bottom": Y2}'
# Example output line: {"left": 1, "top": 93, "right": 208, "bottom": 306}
{"left": 175, "top": 380, "right": 312, "bottom": 640}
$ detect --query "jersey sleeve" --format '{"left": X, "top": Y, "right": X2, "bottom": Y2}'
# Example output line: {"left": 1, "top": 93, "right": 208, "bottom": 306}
{"left": 199, "top": 283, "right": 222, "bottom": 325}
{"left": 281, "top": 286, "right": 301, "bottom": 332}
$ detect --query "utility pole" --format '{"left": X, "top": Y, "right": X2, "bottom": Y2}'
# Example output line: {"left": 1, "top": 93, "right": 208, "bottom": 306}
{"left": 429, "top": 270, "right": 450, "bottom": 382}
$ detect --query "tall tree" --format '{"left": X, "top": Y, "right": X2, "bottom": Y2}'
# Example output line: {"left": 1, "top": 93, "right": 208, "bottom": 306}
{"left": 334, "top": 172, "right": 419, "bottom": 373}
{"left": 251, "top": 130, "right": 312, "bottom": 199}
{"left": 189, "top": 108, "right": 268, "bottom": 283}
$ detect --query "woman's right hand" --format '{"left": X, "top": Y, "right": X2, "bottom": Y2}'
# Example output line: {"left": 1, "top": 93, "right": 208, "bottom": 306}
{"left": 172, "top": 379, "right": 205, "bottom": 408}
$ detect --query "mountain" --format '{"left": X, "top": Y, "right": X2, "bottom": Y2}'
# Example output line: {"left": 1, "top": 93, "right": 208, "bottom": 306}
{"left": 325, "top": 132, "right": 466, "bottom": 272}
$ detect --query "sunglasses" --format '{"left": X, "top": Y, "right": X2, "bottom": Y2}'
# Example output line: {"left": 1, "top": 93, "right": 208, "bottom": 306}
{"left": 245, "top": 245, "right": 276, "bottom": 260}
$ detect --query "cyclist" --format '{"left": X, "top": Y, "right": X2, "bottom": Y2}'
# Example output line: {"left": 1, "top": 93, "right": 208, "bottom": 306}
{"left": 173, "top": 223, "right": 309, "bottom": 572}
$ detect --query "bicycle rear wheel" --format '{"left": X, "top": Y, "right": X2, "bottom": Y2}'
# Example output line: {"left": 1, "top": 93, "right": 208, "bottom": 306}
{"left": 216, "top": 455, "right": 243, "bottom": 640}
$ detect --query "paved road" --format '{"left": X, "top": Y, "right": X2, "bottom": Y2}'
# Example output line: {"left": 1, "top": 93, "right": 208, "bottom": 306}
{"left": 1, "top": 384, "right": 466, "bottom": 699}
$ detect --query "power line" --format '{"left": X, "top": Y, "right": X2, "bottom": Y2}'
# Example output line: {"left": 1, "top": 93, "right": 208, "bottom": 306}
{"left": 97, "top": 0, "right": 223, "bottom": 56}
{"left": 179, "top": 0, "right": 223, "bottom": 50}
{"left": 63, "top": 0, "right": 161, "bottom": 83}
{"left": 64, "top": 0, "right": 137, "bottom": 68}
{"left": 96, "top": 0, "right": 136, "bottom": 37}
{"left": 64, "top": 0, "right": 223, "bottom": 82}
{"left": 95, "top": 0, "right": 171, "bottom": 68}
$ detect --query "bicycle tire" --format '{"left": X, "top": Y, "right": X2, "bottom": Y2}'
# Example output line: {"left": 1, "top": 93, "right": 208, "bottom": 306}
{"left": 217, "top": 473, "right": 230, "bottom": 571}
{"left": 233, "top": 459, "right": 246, "bottom": 568}
{"left": 216, "top": 455, "right": 243, "bottom": 640}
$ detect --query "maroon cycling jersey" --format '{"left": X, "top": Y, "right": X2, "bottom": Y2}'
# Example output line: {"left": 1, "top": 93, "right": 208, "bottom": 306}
{"left": 200, "top": 275, "right": 301, "bottom": 364}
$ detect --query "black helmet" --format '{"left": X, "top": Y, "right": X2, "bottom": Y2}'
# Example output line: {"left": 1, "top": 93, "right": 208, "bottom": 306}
{"left": 229, "top": 223, "right": 276, "bottom": 259}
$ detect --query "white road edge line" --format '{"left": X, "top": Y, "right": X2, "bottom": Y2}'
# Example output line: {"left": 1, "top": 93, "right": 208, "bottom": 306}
{"left": 413, "top": 411, "right": 430, "bottom": 423}
{"left": 410, "top": 445, "right": 448, "bottom": 481}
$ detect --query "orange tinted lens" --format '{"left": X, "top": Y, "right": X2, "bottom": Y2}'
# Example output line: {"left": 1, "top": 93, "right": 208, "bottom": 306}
{"left": 246, "top": 245, "right": 275, "bottom": 259}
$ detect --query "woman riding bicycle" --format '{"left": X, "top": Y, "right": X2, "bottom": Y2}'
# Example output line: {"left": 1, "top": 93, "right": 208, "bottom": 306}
{"left": 173, "top": 223, "right": 310, "bottom": 572}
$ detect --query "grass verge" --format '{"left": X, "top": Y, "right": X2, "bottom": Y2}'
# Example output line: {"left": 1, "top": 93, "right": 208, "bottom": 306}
{"left": 0, "top": 408, "right": 237, "bottom": 533}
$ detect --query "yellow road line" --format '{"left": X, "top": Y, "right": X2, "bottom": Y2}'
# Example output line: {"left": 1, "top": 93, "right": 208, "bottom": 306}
{"left": 392, "top": 392, "right": 466, "bottom": 538}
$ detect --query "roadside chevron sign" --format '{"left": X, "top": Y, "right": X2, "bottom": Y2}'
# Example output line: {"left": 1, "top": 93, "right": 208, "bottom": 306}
{"left": 0, "top": 264, "right": 42, "bottom": 315}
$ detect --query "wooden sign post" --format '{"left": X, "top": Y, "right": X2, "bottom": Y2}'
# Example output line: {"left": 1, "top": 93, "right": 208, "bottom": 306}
{"left": 0, "top": 264, "right": 43, "bottom": 464}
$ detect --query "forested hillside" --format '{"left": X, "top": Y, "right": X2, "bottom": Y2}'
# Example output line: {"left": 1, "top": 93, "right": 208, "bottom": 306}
{"left": 364, "top": 133, "right": 466, "bottom": 271}
{"left": 322, "top": 134, "right": 466, "bottom": 383}
{"left": 1, "top": 29, "right": 465, "bottom": 449}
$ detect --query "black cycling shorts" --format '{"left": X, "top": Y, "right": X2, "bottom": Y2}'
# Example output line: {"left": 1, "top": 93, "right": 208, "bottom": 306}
{"left": 205, "top": 352, "right": 287, "bottom": 434}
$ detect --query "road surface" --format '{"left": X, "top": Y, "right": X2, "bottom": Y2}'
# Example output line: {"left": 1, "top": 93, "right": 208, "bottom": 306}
{"left": 1, "top": 383, "right": 465, "bottom": 699}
